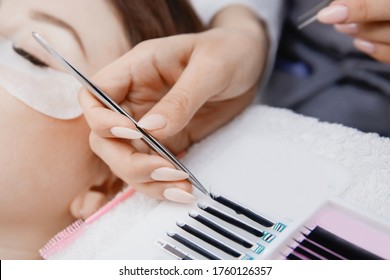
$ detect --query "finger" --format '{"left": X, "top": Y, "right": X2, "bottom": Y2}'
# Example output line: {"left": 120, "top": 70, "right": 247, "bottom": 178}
{"left": 77, "top": 40, "right": 163, "bottom": 129}
{"left": 89, "top": 132, "right": 188, "bottom": 184}
{"left": 90, "top": 132, "right": 194, "bottom": 203}
{"left": 130, "top": 139, "right": 151, "bottom": 154}
{"left": 353, "top": 39, "right": 390, "bottom": 64}
{"left": 131, "top": 181, "right": 194, "bottom": 203}
{"left": 83, "top": 51, "right": 135, "bottom": 103}
{"left": 137, "top": 55, "right": 232, "bottom": 140}
{"left": 83, "top": 35, "right": 195, "bottom": 104}
{"left": 79, "top": 35, "right": 197, "bottom": 140}
{"left": 187, "top": 88, "right": 256, "bottom": 143}
{"left": 335, "top": 22, "right": 390, "bottom": 45}
{"left": 79, "top": 89, "right": 141, "bottom": 139}
{"left": 318, "top": 0, "right": 390, "bottom": 24}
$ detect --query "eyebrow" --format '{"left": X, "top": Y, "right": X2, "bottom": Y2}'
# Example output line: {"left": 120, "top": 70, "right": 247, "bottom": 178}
{"left": 30, "top": 11, "right": 87, "bottom": 57}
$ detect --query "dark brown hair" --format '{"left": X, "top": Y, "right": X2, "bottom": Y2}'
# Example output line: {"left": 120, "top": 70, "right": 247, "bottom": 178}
{"left": 109, "top": 0, "right": 204, "bottom": 45}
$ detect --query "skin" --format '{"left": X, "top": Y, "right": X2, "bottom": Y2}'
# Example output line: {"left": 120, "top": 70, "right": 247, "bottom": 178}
{"left": 0, "top": 0, "right": 129, "bottom": 259}
{"left": 79, "top": 5, "right": 269, "bottom": 200}
{"left": 317, "top": 0, "right": 390, "bottom": 63}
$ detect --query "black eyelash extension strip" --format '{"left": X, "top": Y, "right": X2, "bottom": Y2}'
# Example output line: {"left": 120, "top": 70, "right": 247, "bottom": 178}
{"left": 177, "top": 222, "right": 241, "bottom": 258}
{"left": 189, "top": 212, "right": 253, "bottom": 249}
{"left": 286, "top": 252, "right": 304, "bottom": 260}
{"left": 210, "top": 193, "right": 274, "bottom": 228}
{"left": 304, "top": 226, "right": 383, "bottom": 260}
{"left": 288, "top": 245, "right": 321, "bottom": 260}
{"left": 198, "top": 203, "right": 264, "bottom": 237}
{"left": 292, "top": 238, "right": 343, "bottom": 260}
{"left": 157, "top": 240, "right": 194, "bottom": 260}
{"left": 167, "top": 232, "right": 220, "bottom": 260}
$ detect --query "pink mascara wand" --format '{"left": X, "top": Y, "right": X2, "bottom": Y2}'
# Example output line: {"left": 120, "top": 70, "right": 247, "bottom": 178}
{"left": 39, "top": 187, "right": 136, "bottom": 259}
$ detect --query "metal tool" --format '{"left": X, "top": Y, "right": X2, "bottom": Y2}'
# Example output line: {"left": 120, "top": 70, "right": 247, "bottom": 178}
{"left": 32, "top": 32, "right": 209, "bottom": 196}
{"left": 298, "top": 0, "right": 333, "bottom": 30}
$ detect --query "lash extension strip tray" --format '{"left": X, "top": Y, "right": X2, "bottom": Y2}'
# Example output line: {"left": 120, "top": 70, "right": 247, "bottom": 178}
{"left": 96, "top": 138, "right": 389, "bottom": 260}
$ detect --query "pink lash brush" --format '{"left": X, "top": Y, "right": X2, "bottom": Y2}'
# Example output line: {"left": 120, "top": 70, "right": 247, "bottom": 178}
{"left": 39, "top": 187, "right": 136, "bottom": 259}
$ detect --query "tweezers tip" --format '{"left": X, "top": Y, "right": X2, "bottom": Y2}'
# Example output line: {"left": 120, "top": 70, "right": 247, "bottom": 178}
{"left": 297, "top": 12, "right": 319, "bottom": 30}
{"left": 202, "top": 189, "right": 210, "bottom": 196}
{"left": 191, "top": 180, "right": 210, "bottom": 196}
{"left": 32, "top": 31, "right": 42, "bottom": 42}
{"left": 32, "top": 32, "right": 53, "bottom": 54}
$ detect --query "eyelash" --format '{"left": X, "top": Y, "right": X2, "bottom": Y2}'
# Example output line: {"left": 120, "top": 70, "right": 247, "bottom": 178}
{"left": 12, "top": 46, "right": 48, "bottom": 68}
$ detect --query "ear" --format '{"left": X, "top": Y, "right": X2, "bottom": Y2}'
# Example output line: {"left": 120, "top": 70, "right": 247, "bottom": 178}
{"left": 70, "top": 190, "right": 106, "bottom": 220}
{"left": 69, "top": 175, "right": 124, "bottom": 220}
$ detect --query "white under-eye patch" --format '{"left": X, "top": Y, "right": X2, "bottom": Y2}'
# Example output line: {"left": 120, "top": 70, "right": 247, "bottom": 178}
{"left": 0, "top": 37, "right": 83, "bottom": 120}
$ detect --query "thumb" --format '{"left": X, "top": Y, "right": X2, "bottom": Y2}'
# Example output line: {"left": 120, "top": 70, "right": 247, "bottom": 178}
{"left": 318, "top": 0, "right": 389, "bottom": 24}
{"left": 137, "top": 59, "right": 223, "bottom": 139}
{"left": 341, "top": 0, "right": 390, "bottom": 22}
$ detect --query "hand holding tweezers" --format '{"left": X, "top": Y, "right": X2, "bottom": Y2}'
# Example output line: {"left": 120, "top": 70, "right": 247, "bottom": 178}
{"left": 32, "top": 32, "right": 209, "bottom": 196}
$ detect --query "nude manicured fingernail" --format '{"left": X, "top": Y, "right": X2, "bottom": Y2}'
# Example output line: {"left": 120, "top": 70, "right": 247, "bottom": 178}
{"left": 317, "top": 5, "right": 348, "bottom": 24}
{"left": 354, "top": 39, "right": 376, "bottom": 54}
{"left": 163, "top": 188, "right": 196, "bottom": 204}
{"left": 111, "top": 127, "right": 143, "bottom": 139}
{"left": 335, "top": 23, "right": 358, "bottom": 34}
{"left": 138, "top": 114, "right": 167, "bottom": 130}
{"left": 151, "top": 167, "right": 189, "bottom": 181}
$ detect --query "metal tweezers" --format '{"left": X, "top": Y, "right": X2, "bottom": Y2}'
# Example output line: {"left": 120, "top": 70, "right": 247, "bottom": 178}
{"left": 32, "top": 32, "right": 209, "bottom": 196}
{"left": 298, "top": 0, "right": 333, "bottom": 30}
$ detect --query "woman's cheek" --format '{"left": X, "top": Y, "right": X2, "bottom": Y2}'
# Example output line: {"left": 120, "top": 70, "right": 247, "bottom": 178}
{"left": 0, "top": 84, "right": 93, "bottom": 197}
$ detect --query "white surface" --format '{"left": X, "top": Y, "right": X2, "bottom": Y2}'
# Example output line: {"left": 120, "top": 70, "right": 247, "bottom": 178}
{"left": 50, "top": 106, "right": 390, "bottom": 259}
{"left": 98, "top": 137, "right": 350, "bottom": 259}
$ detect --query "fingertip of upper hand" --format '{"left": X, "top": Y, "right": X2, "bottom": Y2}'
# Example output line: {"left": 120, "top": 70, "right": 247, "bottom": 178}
{"left": 317, "top": 4, "right": 348, "bottom": 24}
{"left": 111, "top": 126, "right": 143, "bottom": 140}
{"left": 83, "top": 106, "right": 138, "bottom": 138}
{"left": 322, "top": 0, "right": 385, "bottom": 24}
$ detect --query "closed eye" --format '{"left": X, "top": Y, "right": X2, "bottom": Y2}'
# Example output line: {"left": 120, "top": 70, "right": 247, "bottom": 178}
{"left": 12, "top": 46, "right": 48, "bottom": 68}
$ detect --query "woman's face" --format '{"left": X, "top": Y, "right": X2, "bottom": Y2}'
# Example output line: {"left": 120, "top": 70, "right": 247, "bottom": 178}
{"left": 0, "top": 0, "right": 130, "bottom": 257}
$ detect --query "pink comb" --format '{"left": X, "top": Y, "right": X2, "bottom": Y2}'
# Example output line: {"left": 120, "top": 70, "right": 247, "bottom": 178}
{"left": 39, "top": 187, "right": 136, "bottom": 259}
